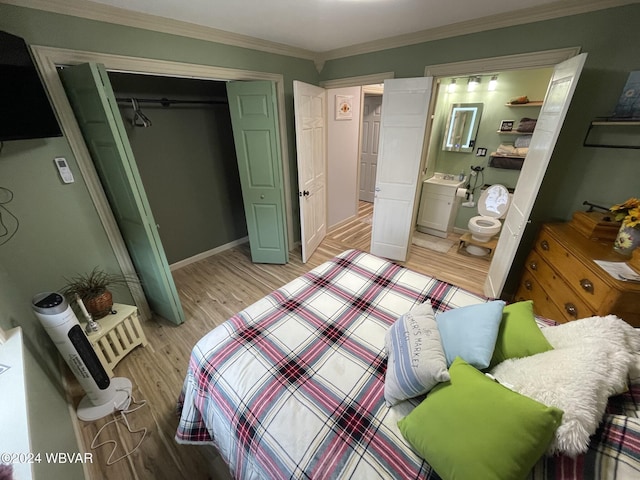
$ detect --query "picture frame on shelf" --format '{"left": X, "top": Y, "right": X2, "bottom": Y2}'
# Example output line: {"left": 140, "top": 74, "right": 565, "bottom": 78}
{"left": 499, "top": 120, "right": 515, "bottom": 132}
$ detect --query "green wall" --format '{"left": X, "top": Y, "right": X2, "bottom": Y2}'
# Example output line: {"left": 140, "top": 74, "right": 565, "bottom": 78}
{"left": 1, "top": 4, "right": 640, "bottom": 472}
{"left": 109, "top": 73, "right": 247, "bottom": 264}
{"left": 321, "top": 4, "right": 640, "bottom": 294}
{"left": 0, "top": 4, "right": 318, "bottom": 474}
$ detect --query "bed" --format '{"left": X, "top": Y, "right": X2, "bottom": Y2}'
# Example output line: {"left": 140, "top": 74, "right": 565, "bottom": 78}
{"left": 176, "top": 249, "right": 640, "bottom": 479}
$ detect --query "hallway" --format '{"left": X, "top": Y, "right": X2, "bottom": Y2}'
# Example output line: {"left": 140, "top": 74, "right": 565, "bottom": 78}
{"left": 309, "top": 202, "right": 490, "bottom": 296}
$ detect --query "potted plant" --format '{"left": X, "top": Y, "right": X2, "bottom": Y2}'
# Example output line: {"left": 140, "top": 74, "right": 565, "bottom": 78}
{"left": 61, "top": 267, "right": 135, "bottom": 319}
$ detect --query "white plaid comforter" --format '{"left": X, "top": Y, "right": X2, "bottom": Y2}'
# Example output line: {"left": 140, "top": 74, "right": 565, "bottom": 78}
{"left": 176, "top": 249, "right": 640, "bottom": 479}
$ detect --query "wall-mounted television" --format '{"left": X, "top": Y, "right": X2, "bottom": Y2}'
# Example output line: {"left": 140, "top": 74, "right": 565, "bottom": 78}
{"left": 0, "top": 30, "right": 62, "bottom": 142}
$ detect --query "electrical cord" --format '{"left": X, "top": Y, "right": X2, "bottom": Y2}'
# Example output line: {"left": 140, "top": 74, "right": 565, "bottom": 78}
{"left": 0, "top": 187, "right": 19, "bottom": 246}
{"left": 90, "top": 390, "right": 148, "bottom": 466}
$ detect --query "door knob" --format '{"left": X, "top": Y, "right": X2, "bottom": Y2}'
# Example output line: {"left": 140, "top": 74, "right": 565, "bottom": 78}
{"left": 303, "top": 190, "right": 310, "bottom": 196}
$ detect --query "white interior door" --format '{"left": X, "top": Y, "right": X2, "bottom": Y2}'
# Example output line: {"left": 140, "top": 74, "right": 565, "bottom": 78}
{"left": 293, "top": 81, "right": 327, "bottom": 263}
{"left": 370, "top": 77, "right": 433, "bottom": 262}
{"left": 485, "top": 53, "right": 587, "bottom": 298}
{"left": 360, "top": 95, "right": 382, "bottom": 202}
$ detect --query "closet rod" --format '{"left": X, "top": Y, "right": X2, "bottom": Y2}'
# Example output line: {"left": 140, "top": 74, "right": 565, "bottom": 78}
{"left": 116, "top": 97, "right": 227, "bottom": 106}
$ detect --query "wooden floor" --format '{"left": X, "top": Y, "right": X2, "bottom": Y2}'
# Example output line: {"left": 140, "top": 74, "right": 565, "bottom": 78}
{"left": 74, "top": 202, "right": 488, "bottom": 479}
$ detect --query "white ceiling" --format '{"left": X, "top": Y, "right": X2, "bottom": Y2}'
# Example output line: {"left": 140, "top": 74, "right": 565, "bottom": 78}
{"left": 88, "top": 0, "right": 575, "bottom": 52}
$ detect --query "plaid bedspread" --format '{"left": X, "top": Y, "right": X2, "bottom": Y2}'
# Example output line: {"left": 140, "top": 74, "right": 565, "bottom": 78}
{"left": 176, "top": 249, "right": 640, "bottom": 479}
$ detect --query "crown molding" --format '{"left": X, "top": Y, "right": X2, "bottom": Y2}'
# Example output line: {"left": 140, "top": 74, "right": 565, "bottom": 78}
{"left": 5, "top": 0, "right": 316, "bottom": 61}
{"left": 7, "top": 0, "right": 637, "bottom": 69}
{"left": 424, "top": 47, "right": 581, "bottom": 77}
{"left": 317, "top": 0, "right": 636, "bottom": 62}
{"left": 320, "top": 72, "right": 395, "bottom": 89}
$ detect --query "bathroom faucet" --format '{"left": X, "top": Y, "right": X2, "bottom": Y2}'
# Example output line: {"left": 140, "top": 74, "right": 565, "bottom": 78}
{"left": 443, "top": 174, "right": 455, "bottom": 180}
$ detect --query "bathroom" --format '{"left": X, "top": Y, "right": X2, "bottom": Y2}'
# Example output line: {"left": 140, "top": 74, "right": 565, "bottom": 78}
{"left": 415, "top": 67, "right": 553, "bottom": 257}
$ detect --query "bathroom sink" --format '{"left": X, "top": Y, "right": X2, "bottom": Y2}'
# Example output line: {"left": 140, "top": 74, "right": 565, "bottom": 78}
{"left": 424, "top": 174, "right": 466, "bottom": 188}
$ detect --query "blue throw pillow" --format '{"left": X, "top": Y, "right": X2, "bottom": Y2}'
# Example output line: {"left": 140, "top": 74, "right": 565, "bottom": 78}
{"left": 436, "top": 300, "right": 505, "bottom": 369}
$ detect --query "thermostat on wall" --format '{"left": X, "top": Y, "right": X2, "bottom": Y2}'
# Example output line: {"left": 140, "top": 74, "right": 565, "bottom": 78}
{"left": 54, "top": 157, "right": 74, "bottom": 183}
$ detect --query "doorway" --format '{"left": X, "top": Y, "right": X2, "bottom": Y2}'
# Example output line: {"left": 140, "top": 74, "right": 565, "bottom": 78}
{"left": 33, "top": 46, "right": 294, "bottom": 320}
{"left": 321, "top": 47, "right": 582, "bottom": 297}
{"left": 410, "top": 67, "right": 554, "bottom": 279}
{"left": 106, "top": 72, "right": 247, "bottom": 267}
{"left": 359, "top": 93, "right": 382, "bottom": 203}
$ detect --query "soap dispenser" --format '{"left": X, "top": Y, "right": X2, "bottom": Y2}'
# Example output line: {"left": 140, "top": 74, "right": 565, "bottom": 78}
{"left": 458, "top": 171, "right": 465, "bottom": 181}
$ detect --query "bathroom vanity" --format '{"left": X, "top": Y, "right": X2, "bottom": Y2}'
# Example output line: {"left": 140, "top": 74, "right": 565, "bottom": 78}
{"left": 416, "top": 174, "right": 464, "bottom": 238}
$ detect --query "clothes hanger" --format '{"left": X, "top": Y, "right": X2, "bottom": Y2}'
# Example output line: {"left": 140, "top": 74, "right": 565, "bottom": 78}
{"left": 130, "top": 98, "right": 152, "bottom": 128}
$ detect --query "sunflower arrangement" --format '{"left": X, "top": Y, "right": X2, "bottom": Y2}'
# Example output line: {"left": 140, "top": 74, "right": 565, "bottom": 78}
{"left": 610, "top": 197, "right": 640, "bottom": 252}
{"left": 610, "top": 198, "right": 640, "bottom": 228}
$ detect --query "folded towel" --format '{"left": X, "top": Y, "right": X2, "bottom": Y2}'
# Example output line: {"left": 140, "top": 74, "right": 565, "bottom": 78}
{"left": 496, "top": 144, "right": 528, "bottom": 157}
{"left": 497, "top": 144, "right": 517, "bottom": 155}
{"left": 517, "top": 117, "right": 537, "bottom": 133}
{"left": 514, "top": 136, "right": 531, "bottom": 148}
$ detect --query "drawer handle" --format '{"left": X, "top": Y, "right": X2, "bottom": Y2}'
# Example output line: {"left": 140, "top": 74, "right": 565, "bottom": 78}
{"left": 540, "top": 240, "right": 549, "bottom": 251}
{"left": 579, "top": 279, "right": 594, "bottom": 294}
{"left": 564, "top": 303, "right": 578, "bottom": 318}
{"left": 529, "top": 261, "right": 537, "bottom": 271}
{"left": 524, "top": 280, "right": 532, "bottom": 291}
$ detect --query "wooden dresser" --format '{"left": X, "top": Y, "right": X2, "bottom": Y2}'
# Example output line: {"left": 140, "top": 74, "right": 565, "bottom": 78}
{"left": 515, "top": 222, "right": 640, "bottom": 326}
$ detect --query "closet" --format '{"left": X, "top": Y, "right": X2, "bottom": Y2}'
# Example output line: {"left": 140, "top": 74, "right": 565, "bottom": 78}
{"left": 107, "top": 73, "right": 247, "bottom": 266}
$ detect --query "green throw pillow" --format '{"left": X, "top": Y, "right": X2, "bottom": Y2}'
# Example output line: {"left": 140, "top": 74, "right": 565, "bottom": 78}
{"left": 489, "top": 300, "right": 553, "bottom": 368}
{"left": 398, "top": 357, "right": 563, "bottom": 480}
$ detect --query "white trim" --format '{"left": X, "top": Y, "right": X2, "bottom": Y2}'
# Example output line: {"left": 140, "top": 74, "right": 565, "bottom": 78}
{"left": 31, "top": 46, "right": 294, "bottom": 319}
{"left": 7, "top": 0, "right": 315, "bottom": 61}
{"left": 9, "top": 0, "right": 629, "bottom": 66}
{"left": 319, "top": 0, "right": 630, "bottom": 62}
{"left": 321, "top": 72, "right": 395, "bottom": 89}
{"left": 424, "top": 47, "right": 581, "bottom": 77}
{"left": 362, "top": 85, "right": 384, "bottom": 95}
{"left": 169, "top": 237, "right": 249, "bottom": 272}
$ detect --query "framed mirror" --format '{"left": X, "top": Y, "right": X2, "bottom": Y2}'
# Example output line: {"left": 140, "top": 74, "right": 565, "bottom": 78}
{"left": 442, "top": 102, "right": 483, "bottom": 153}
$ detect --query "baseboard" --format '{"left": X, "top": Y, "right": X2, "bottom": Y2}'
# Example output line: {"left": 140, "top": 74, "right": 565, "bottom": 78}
{"left": 170, "top": 237, "right": 249, "bottom": 271}
{"left": 453, "top": 227, "right": 469, "bottom": 235}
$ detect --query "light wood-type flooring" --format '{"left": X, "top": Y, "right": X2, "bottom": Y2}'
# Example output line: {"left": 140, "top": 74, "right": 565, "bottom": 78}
{"left": 73, "top": 202, "right": 489, "bottom": 479}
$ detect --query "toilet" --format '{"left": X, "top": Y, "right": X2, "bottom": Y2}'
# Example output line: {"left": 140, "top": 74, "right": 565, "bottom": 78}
{"left": 467, "top": 184, "right": 511, "bottom": 254}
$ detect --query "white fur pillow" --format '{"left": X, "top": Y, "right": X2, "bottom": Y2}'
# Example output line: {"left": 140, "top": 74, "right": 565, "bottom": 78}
{"left": 542, "top": 315, "right": 640, "bottom": 395}
{"left": 490, "top": 315, "right": 640, "bottom": 457}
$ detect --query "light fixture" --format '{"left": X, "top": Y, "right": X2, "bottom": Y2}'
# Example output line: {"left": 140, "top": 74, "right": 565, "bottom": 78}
{"left": 488, "top": 75, "right": 498, "bottom": 91}
{"left": 447, "top": 78, "right": 457, "bottom": 93}
{"left": 467, "top": 76, "right": 480, "bottom": 92}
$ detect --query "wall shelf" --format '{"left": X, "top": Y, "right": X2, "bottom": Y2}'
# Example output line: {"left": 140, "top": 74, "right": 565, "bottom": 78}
{"left": 496, "top": 130, "right": 533, "bottom": 135}
{"left": 505, "top": 101, "right": 543, "bottom": 107}
{"left": 583, "top": 117, "right": 640, "bottom": 149}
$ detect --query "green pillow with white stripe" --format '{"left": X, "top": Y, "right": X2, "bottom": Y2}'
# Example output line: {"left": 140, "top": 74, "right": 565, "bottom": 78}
{"left": 384, "top": 302, "right": 450, "bottom": 406}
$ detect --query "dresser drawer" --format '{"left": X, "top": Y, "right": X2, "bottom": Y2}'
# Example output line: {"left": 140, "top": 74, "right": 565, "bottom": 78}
{"left": 516, "top": 270, "right": 566, "bottom": 323}
{"left": 524, "top": 250, "right": 594, "bottom": 322}
{"left": 536, "top": 229, "right": 613, "bottom": 312}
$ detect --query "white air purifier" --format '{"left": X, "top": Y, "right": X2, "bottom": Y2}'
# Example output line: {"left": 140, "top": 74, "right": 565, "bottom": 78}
{"left": 32, "top": 292, "right": 132, "bottom": 421}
